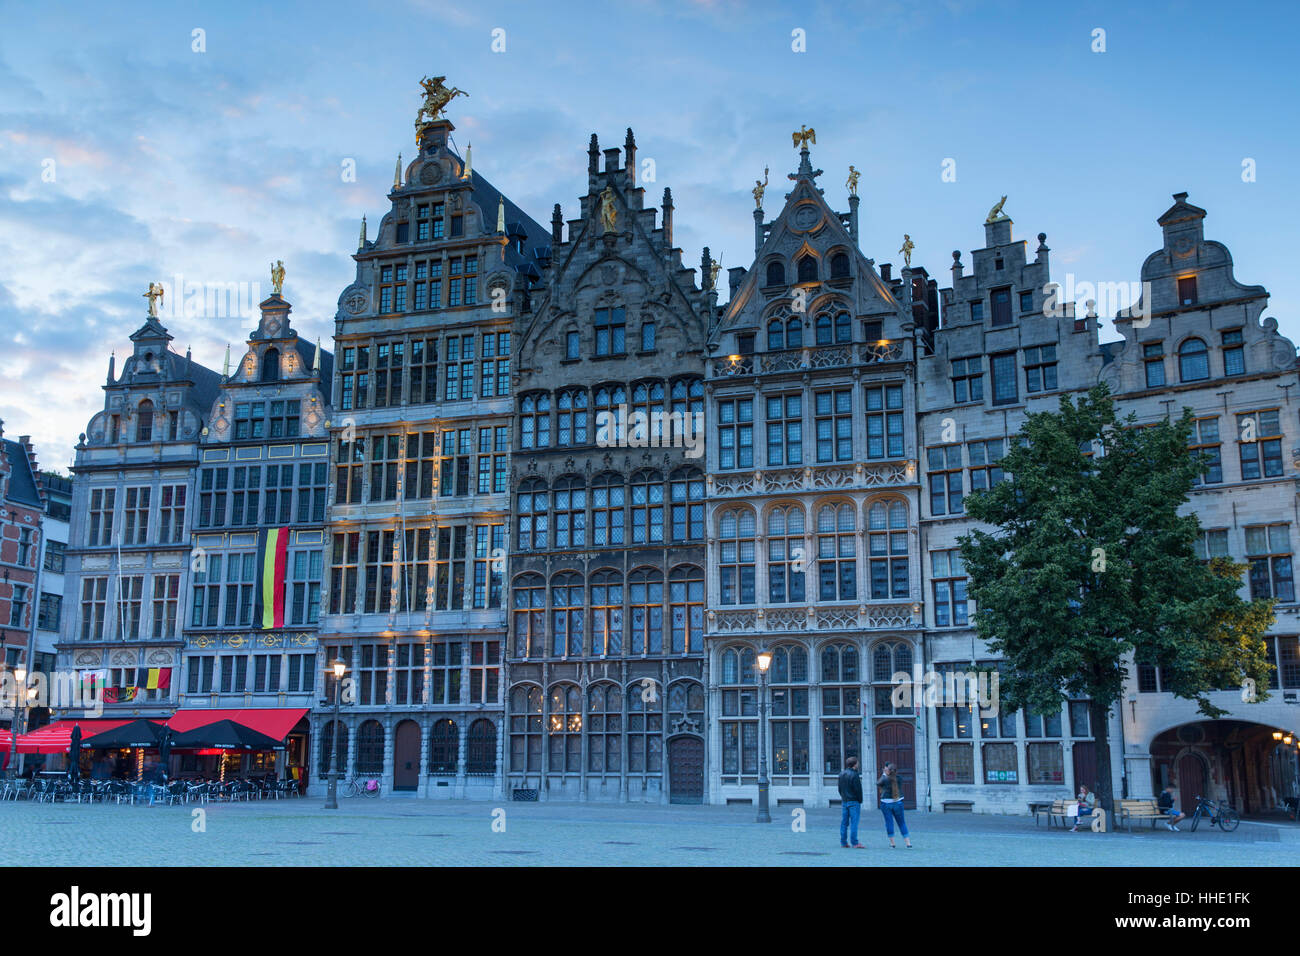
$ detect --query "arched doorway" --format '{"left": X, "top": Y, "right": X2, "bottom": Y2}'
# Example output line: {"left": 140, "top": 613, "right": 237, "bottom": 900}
{"left": 667, "top": 735, "right": 704, "bottom": 804}
{"left": 874, "top": 720, "right": 916, "bottom": 808}
{"left": 393, "top": 720, "right": 421, "bottom": 791}
{"left": 1151, "top": 720, "right": 1293, "bottom": 815}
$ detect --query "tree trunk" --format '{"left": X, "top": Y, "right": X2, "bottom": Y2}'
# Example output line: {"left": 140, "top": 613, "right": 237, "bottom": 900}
{"left": 1089, "top": 696, "right": 1115, "bottom": 821}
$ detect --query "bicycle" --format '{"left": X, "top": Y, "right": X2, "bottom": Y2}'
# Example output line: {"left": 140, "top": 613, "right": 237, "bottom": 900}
{"left": 1188, "top": 795, "right": 1240, "bottom": 832}
{"left": 345, "top": 776, "right": 381, "bottom": 797}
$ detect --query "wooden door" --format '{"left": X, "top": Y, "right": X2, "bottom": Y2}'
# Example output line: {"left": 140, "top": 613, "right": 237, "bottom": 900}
{"left": 1177, "top": 752, "right": 1207, "bottom": 814}
{"left": 393, "top": 720, "right": 421, "bottom": 791}
{"left": 668, "top": 736, "right": 704, "bottom": 804}
{"left": 874, "top": 720, "right": 916, "bottom": 809}
{"left": 1072, "top": 742, "right": 1097, "bottom": 793}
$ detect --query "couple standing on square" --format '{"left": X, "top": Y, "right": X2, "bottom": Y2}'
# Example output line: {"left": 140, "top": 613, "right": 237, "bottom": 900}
{"left": 837, "top": 757, "right": 912, "bottom": 849}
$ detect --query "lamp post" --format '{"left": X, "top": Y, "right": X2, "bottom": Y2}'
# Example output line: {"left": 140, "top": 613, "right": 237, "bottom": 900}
{"left": 7, "top": 667, "right": 25, "bottom": 778}
{"left": 323, "top": 659, "right": 346, "bottom": 810}
{"left": 755, "top": 647, "right": 773, "bottom": 823}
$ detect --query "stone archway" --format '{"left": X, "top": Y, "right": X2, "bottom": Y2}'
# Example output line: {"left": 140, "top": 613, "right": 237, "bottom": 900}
{"left": 1150, "top": 719, "right": 1297, "bottom": 815}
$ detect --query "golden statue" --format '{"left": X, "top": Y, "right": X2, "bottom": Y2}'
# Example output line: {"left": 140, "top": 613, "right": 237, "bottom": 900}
{"left": 416, "top": 75, "right": 468, "bottom": 126}
{"left": 986, "top": 195, "right": 1008, "bottom": 223}
{"left": 143, "top": 282, "right": 164, "bottom": 317}
{"left": 752, "top": 166, "right": 769, "bottom": 209}
{"left": 792, "top": 125, "right": 816, "bottom": 149}
{"left": 599, "top": 186, "right": 618, "bottom": 233}
{"left": 899, "top": 234, "right": 914, "bottom": 270}
{"left": 846, "top": 165, "right": 860, "bottom": 197}
{"left": 270, "top": 260, "right": 286, "bottom": 295}
{"left": 709, "top": 255, "right": 722, "bottom": 290}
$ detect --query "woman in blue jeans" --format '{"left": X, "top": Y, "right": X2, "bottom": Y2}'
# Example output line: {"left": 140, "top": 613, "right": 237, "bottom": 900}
{"left": 877, "top": 762, "right": 912, "bottom": 848}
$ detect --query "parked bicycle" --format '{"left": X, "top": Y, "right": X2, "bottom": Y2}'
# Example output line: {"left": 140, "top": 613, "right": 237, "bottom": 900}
{"left": 345, "top": 776, "right": 381, "bottom": 797}
{"left": 1188, "top": 795, "right": 1240, "bottom": 832}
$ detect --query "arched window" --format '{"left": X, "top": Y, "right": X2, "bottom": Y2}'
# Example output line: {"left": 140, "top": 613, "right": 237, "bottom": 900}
{"left": 668, "top": 564, "right": 704, "bottom": 654}
{"left": 817, "top": 503, "right": 857, "bottom": 601}
{"left": 466, "top": 719, "right": 496, "bottom": 774}
{"left": 630, "top": 469, "right": 664, "bottom": 544}
{"left": 136, "top": 400, "right": 154, "bottom": 442}
{"left": 261, "top": 347, "right": 280, "bottom": 383}
{"left": 429, "top": 718, "right": 458, "bottom": 773}
{"left": 719, "top": 646, "right": 757, "bottom": 779}
{"left": 588, "top": 683, "right": 622, "bottom": 773}
{"left": 820, "top": 642, "right": 861, "bottom": 772}
{"left": 830, "top": 252, "right": 850, "bottom": 278}
{"left": 797, "top": 255, "right": 817, "bottom": 283}
{"left": 626, "top": 683, "right": 663, "bottom": 774}
{"left": 520, "top": 392, "right": 551, "bottom": 449}
{"left": 509, "top": 685, "right": 543, "bottom": 772}
{"left": 669, "top": 467, "right": 705, "bottom": 542}
{"left": 319, "top": 720, "right": 348, "bottom": 775}
{"left": 1179, "top": 337, "right": 1210, "bottom": 382}
{"left": 548, "top": 683, "right": 583, "bottom": 772}
{"left": 516, "top": 478, "right": 548, "bottom": 551}
{"left": 591, "top": 472, "right": 626, "bottom": 547}
{"left": 766, "top": 261, "right": 785, "bottom": 287}
{"left": 871, "top": 641, "right": 914, "bottom": 716}
{"left": 767, "top": 318, "right": 785, "bottom": 351}
{"left": 816, "top": 313, "right": 833, "bottom": 345}
{"left": 628, "top": 567, "right": 665, "bottom": 654}
{"left": 719, "top": 508, "right": 757, "bottom": 605}
{"left": 767, "top": 505, "right": 806, "bottom": 604}
{"left": 354, "top": 720, "right": 384, "bottom": 774}
{"left": 552, "top": 476, "right": 586, "bottom": 548}
{"left": 835, "top": 311, "right": 852, "bottom": 343}
{"left": 556, "top": 389, "right": 588, "bottom": 446}
{"left": 667, "top": 679, "right": 705, "bottom": 718}
{"left": 593, "top": 383, "right": 626, "bottom": 419}
{"left": 770, "top": 645, "right": 811, "bottom": 778}
{"left": 786, "top": 317, "right": 803, "bottom": 349}
{"left": 550, "top": 572, "right": 584, "bottom": 657}
{"left": 590, "top": 569, "right": 624, "bottom": 656}
{"left": 631, "top": 380, "right": 666, "bottom": 441}
{"left": 512, "top": 573, "right": 545, "bottom": 659}
{"left": 868, "top": 500, "right": 910, "bottom": 599}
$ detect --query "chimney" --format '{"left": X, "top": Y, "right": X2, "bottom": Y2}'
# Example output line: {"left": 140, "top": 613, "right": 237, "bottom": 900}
{"left": 588, "top": 134, "right": 600, "bottom": 176}
{"left": 880, "top": 263, "right": 892, "bottom": 282}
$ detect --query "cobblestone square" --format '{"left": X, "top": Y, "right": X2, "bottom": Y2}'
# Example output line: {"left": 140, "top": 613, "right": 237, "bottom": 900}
{"left": 2, "top": 798, "right": 1294, "bottom": 866}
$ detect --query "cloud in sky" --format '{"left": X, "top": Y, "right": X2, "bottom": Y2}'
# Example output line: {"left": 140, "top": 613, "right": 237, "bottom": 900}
{"left": 1, "top": 0, "right": 1297, "bottom": 469}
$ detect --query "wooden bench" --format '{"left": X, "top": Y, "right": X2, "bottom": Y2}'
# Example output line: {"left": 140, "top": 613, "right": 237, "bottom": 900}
{"left": 1029, "top": 800, "right": 1055, "bottom": 825}
{"left": 1045, "top": 799, "right": 1073, "bottom": 829}
{"left": 1116, "top": 799, "right": 1165, "bottom": 831}
{"left": 942, "top": 800, "right": 974, "bottom": 813}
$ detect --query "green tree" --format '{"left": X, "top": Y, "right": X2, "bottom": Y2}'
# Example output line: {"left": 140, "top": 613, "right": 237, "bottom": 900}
{"left": 958, "top": 385, "right": 1273, "bottom": 815}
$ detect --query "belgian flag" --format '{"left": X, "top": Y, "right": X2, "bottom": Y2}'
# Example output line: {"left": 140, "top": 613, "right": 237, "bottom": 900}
{"left": 134, "top": 668, "right": 171, "bottom": 690}
{"left": 253, "top": 527, "right": 290, "bottom": 630}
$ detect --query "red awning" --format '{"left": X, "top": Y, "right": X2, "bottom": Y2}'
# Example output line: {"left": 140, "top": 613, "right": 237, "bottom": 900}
{"left": 165, "top": 708, "right": 308, "bottom": 743}
{"left": 14, "top": 719, "right": 138, "bottom": 754}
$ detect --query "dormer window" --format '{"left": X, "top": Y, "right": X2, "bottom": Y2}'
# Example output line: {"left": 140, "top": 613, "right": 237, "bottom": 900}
{"left": 766, "top": 261, "right": 785, "bottom": 287}
{"left": 796, "top": 255, "right": 817, "bottom": 283}
{"left": 594, "top": 307, "right": 626, "bottom": 356}
{"left": 262, "top": 347, "right": 280, "bottom": 383}
{"left": 1177, "top": 276, "right": 1198, "bottom": 306}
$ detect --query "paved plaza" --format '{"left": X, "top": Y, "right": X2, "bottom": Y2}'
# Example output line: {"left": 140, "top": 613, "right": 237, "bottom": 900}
{"left": 1, "top": 797, "right": 1295, "bottom": 866}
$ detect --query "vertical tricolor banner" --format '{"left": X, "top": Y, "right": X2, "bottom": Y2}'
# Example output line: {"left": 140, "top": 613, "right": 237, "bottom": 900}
{"left": 254, "top": 526, "right": 290, "bottom": 629}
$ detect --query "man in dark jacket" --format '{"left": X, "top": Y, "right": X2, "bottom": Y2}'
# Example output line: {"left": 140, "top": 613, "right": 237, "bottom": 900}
{"left": 837, "top": 756, "right": 865, "bottom": 848}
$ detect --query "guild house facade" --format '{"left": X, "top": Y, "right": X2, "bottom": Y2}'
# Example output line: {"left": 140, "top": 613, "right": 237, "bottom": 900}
{"left": 42, "top": 79, "right": 1300, "bottom": 813}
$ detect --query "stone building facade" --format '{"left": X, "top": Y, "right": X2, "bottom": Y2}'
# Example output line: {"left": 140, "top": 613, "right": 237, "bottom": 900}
{"left": 57, "top": 315, "right": 221, "bottom": 719}
{"left": 181, "top": 291, "right": 333, "bottom": 782}
{"left": 704, "top": 146, "right": 936, "bottom": 808}
{"left": 504, "top": 131, "right": 712, "bottom": 803}
{"left": 316, "top": 114, "right": 548, "bottom": 798}
{"left": 0, "top": 426, "right": 45, "bottom": 675}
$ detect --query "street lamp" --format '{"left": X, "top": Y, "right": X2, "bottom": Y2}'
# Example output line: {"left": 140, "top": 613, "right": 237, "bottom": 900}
{"left": 1274, "top": 731, "right": 1284, "bottom": 741}
{"left": 323, "top": 659, "right": 346, "bottom": 811}
{"left": 7, "top": 667, "right": 25, "bottom": 778}
{"left": 755, "top": 647, "right": 773, "bottom": 823}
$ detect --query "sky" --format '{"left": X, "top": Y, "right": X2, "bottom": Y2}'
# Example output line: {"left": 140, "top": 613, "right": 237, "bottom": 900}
{"left": 2, "top": 0, "right": 1297, "bottom": 471}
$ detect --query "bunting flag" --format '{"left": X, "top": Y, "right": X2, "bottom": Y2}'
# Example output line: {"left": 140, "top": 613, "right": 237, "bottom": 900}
{"left": 253, "top": 527, "right": 290, "bottom": 630}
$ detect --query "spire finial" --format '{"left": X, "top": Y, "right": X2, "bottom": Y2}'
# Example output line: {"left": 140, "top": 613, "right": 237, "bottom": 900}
{"left": 313, "top": 337, "right": 321, "bottom": 372}
{"left": 358, "top": 215, "right": 367, "bottom": 250}
{"left": 223, "top": 343, "right": 231, "bottom": 379}
{"left": 462, "top": 142, "right": 472, "bottom": 180}
{"left": 497, "top": 196, "right": 506, "bottom": 234}
{"left": 393, "top": 153, "right": 402, "bottom": 189}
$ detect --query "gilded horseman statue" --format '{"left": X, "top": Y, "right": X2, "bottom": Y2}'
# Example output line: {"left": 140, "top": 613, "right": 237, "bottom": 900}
{"left": 416, "top": 75, "right": 468, "bottom": 128}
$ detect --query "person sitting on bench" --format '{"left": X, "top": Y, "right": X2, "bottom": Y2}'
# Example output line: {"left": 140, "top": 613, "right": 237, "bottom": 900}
{"left": 1157, "top": 784, "right": 1185, "bottom": 831}
{"left": 1071, "top": 785, "right": 1103, "bottom": 832}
